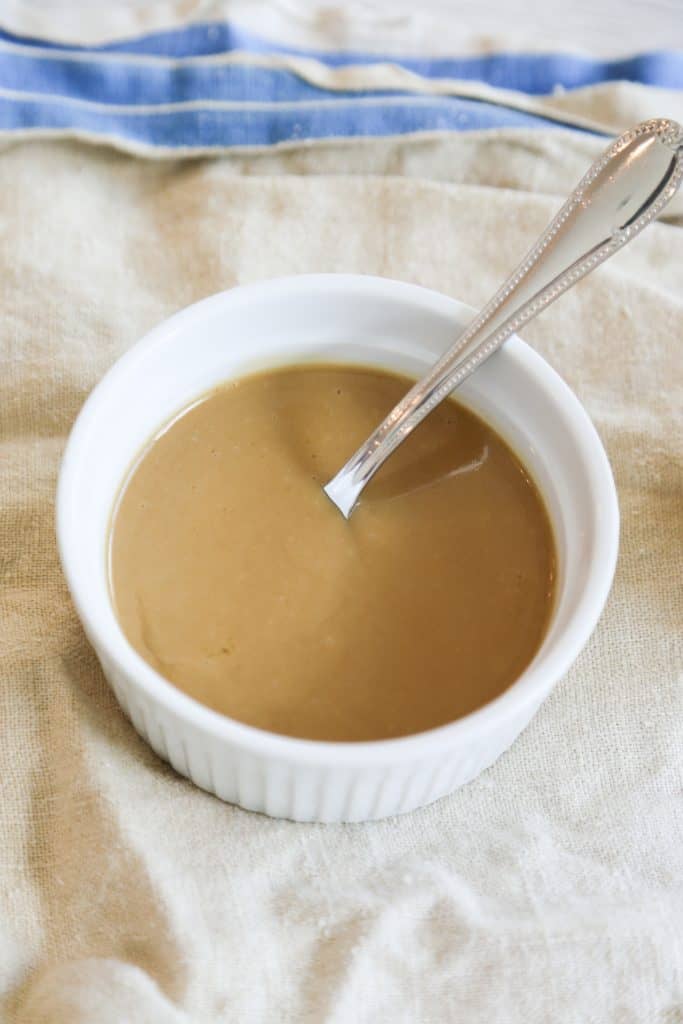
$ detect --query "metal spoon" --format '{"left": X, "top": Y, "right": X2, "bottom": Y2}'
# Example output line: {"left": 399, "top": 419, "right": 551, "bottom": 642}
{"left": 324, "top": 118, "right": 683, "bottom": 518}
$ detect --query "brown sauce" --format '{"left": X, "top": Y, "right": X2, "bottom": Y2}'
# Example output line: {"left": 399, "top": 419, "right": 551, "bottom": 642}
{"left": 109, "top": 365, "right": 556, "bottom": 741}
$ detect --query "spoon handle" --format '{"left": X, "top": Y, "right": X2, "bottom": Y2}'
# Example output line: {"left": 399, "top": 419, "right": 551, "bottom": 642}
{"left": 325, "top": 118, "right": 683, "bottom": 518}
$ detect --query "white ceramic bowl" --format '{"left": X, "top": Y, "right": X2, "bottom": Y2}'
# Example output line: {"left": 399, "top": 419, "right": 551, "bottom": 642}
{"left": 57, "top": 275, "right": 619, "bottom": 823}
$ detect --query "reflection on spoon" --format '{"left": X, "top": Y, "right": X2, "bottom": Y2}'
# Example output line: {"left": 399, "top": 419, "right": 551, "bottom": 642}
{"left": 363, "top": 445, "right": 489, "bottom": 506}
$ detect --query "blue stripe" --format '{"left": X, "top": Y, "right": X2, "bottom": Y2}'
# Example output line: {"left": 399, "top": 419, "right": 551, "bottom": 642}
{"left": 0, "top": 50, "right": 408, "bottom": 105}
{"left": 0, "top": 18, "right": 672, "bottom": 151}
{"left": 0, "top": 93, "right": 590, "bottom": 148}
{"left": 0, "top": 21, "right": 681, "bottom": 94}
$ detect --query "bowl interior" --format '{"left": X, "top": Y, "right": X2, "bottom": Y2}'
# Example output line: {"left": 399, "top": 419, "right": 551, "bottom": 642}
{"left": 57, "top": 275, "right": 618, "bottom": 742}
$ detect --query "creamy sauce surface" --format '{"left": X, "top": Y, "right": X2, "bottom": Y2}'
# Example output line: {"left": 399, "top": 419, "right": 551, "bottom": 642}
{"left": 110, "top": 365, "right": 556, "bottom": 741}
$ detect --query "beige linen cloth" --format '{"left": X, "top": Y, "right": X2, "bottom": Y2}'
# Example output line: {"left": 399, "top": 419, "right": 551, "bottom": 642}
{"left": 1, "top": 128, "right": 682, "bottom": 1021}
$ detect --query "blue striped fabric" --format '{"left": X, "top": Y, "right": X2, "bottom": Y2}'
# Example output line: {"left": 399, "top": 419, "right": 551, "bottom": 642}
{"left": 0, "top": 19, "right": 681, "bottom": 151}
{"left": 0, "top": 49, "right": 405, "bottom": 105}
{"left": 2, "top": 21, "right": 683, "bottom": 93}
{"left": 0, "top": 93, "right": 558, "bottom": 149}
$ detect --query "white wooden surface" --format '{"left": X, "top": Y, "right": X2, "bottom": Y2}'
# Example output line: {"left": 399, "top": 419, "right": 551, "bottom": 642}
{"left": 270, "top": 0, "right": 683, "bottom": 55}
{"left": 4, "top": 0, "right": 683, "bottom": 54}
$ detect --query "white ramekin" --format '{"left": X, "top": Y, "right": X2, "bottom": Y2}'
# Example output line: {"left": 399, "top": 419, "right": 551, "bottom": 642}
{"left": 56, "top": 275, "right": 619, "bottom": 822}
